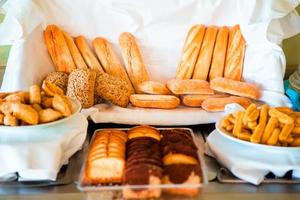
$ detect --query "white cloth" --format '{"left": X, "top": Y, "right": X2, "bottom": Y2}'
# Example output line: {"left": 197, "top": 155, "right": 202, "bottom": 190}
{"left": 206, "top": 130, "right": 300, "bottom": 185}
{"left": 0, "top": 0, "right": 300, "bottom": 125}
{"left": 0, "top": 113, "right": 88, "bottom": 181}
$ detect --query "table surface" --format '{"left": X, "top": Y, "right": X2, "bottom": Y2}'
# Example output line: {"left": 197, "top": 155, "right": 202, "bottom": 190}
{"left": 0, "top": 123, "right": 299, "bottom": 200}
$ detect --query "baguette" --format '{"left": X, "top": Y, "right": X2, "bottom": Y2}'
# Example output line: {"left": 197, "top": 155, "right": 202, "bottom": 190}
{"left": 167, "top": 79, "right": 214, "bottom": 95}
{"left": 201, "top": 96, "right": 252, "bottom": 112}
{"left": 209, "top": 26, "right": 229, "bottom": 80}
{"left": 92, "top": 37, "right": 135, "bottom": 94}
{"left": 192, "top": 26, "right": 218, "bottom": 80}
{"left": 210, "top": 77, "right": 260, "bottom": 100}
{"left": 138, "top": 81, "right": 170, "bottom": 95}
{"left": 119, "top": 32, "right": 149, "bottom": 93}
{"left": 130, "top": 94, "right": 180, "bottom": 109}
{"left": 181, "top": 94, "right": 228, "bottom": 107}
{"left": 75, "top": 36, "right": 104, "bottom": 72}
{"left": 44, "top": 25, "right": 76, "bottom": 73}
{"left": 176, "top": 25, "right": 206, "bottom": 79}
{"left": 224, "top": 25, "right": 245, "bottom": 81}
{"left": 63, "top": 31, "right": 88, "bottom": 69}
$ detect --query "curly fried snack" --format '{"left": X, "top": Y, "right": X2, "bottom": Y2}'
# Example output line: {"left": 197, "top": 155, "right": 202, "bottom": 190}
{"left": 12, "top": 103, "right": 39, "bottom": 125}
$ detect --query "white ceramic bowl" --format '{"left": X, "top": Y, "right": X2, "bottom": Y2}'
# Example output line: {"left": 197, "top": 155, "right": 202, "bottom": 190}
{"left": 215, "top": 119, "right": 300, "bottom": 151}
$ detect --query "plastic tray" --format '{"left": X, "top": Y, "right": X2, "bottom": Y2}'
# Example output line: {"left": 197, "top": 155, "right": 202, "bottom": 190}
{"left": 77, "top": 127, "right": 208, "bottom": 192}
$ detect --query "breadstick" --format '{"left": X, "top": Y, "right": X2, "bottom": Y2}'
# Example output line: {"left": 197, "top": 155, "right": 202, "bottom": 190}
{"left": 292, "top": 127, "right": 300, "bottom": 135}
{"left": 275, "top": 107, "right": 293, "bottom": 115}
{"left": 242, "top": 103, "right": 256, "bottom": 125}
{"left": 290, "top": 137, "right": 300, "bottom": 146}
{"left": 221, "top": 117, "right": 231, "bottom": 128}
{"left": 266, "top": 128, "right": 280, "bottom": 145}
{"left": 228, "top": 114, "right": 236, "bottom": 124}
{"left": 279, "top": 123, "right": 294, "bottom": 142}
{"left": 93, "top": 37, "right": 135, "bottom": 94}
{"left": 286, "top": 135, "right": 294, "bottom": 144}
{"left": 232, "top": 111, "right": 244, "bottom": 137}
{"left": 193, "top": 26, "right": 218, "bottom": 80}
{"left": 247, "top": 121, "right": 257, "bottom": 130}
{"left": 176, "top": 25, "right": 206, "bottom": 79}
{"left": 209, "top": 26, "right": 229, "bottom": 80}
{"left": 119, "top": 32, "right": 149, "bottom": 93}
{"left": 237, "top": 131, "right": 251, "bottom": 141}
{"left": 63, "top": 31, "right": 87, "bottom": 69}
{"left": 247, "top": 109, "right": 259, "bottom": 122}
{"left": 225, "top": 124, "right": 234, "bottom": 132}
{"left": 250, "top": 104, "right": 269, "bottom": 143}
{"left": 75, "top": 36, "right": 104, "bottom": 72}
{"left": 269, "top": 108, "right": 294, "bottom": 124}
{"left": 224, "top": 25, "right": 245, "bottom": 81}
{"left": 261, "top": 117, "right": 278, "bottom": 144}
{"left": 210, "top": 77, "right": 260, "bottom": 100}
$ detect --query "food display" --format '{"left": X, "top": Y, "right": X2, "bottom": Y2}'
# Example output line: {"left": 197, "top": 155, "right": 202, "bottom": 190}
{"left": 220, "top": 104, "right": 300, "bottom": 147}
{"left": 79, "top": 126, "right": 204, "bottom": 198}
{"left": 0, "top": 82, "right": 74, "bottom": 126}
{"left": 42, "top": 24, "right": 261, "bottom": 112}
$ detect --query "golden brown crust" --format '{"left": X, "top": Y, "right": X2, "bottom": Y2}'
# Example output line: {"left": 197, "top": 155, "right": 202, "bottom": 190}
{"left": 92, "top": 37, "right": 135, "bottom": 94}
{"left": 52, "top": 94, "right": 72, "bottom": 116}
{"left": 138, "top": 81, "right": 170, "bottom": 95}
{"left": 38, "top": 108, "right": 63, "bottom": 123}
{"left": 176, "top": 25, "right": 206, "bottom": 79}
{"left": 29, "top": 85, "right": 41, "bottom": 104}
{"left": 181, "top": 94, "right": 228, "bottom": 107}
{"left": 130, "top": 94, "right": 180, "bottom": 109}
{"left": 119, "top": 32, "right": 149, "bottom": 93}
{"left": 75, "top": 36, "right": 104, "bottom": 72}
{"left": 224, "top": 25, "right": 245, "bottom": 81}
{"left": 128, "top": 125, "right": 161, "bottom": 141}
{"left": 167, "top": 79, "right": 214, "bottom": 95}
{"left": 201, "top": 96, "right": 252, "bottom": 112}
{"left": 42, "top": 80, "right": 64, "bottom": 97}
{"left": 12, "top": 103, "right": 39, "bottom": 125}
{"left": 210, "top": 77, "right": 261, "bottom": 99}
{"left": 44, "top": 25, "right": 76, "bottom": 73}
{"left": 192, "top": 26, "right": 218, "bottom": 80}
{"left": 209, "top": 26, "right": 229, "bottom": 80}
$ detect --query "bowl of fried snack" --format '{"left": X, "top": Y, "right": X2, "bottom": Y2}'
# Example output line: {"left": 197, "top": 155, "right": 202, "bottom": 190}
{"left": 216, "top": 103, "right": 300, "bottom": 149}
{"left": 0, "top": 80, "right": 81, "bottom": 129}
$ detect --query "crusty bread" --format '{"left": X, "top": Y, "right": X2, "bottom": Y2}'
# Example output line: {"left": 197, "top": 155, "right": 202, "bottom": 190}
{"left": 201, "top": 96, "right": 252, "bottom": 112}
{"left": 119, "top": 32, "right": 149, "bottom": 93}
{"left": 181, "top": 94, "right": 228, "bottom": 107}
{"left": 44, "top": 25, "right": 76, "bottom": 73}
{"left": 167, "top": 79, "right": 214, "bottom": 95}
{"left": 209, "top": 26, "right": 229, "bottom": 80}
{"left": 75, "top": 36, "right": 104, "bottom": 72}
{"left": 130, "top": 94, "right": 180, "bottom": 109}
{"left": 224, "top": 25, "right": 245, "bottom": 81}
{"left": 44, "top": 71, "right": 69, "bottom": 94}
{"left": 138, "top": 81, "right": 170, "bottom": 95}
{"left": 192, "top": 26, "right": 218, "bottom": 80}
{"left": 176, "top": 25, "right": 206, "bottom": 79}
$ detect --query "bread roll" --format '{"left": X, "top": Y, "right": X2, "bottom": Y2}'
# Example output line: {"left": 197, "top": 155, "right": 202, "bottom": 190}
{"left": 63, "top": 31, "right": 88, "bottom": 69}
{"left": 192, "top": 26, "right": 218, "bottom": 80}
{"left": 176, "top": 25, "right": 206, "bottom": 79}
{"left": 67, "top": 69, "right": 96, "bottom": 108}
{"left": 44, "top": 25, "right": 76, "bottom": 73}
{"left": 75, "top": 36, "right": 104, "bottom": 72}
{"left": 92, "top": 37, "right": 135, "bottom": 94}
{"left": 138, "top": 81, "right": 170, "bottom": 95}
{"left": 130, "top": 94, "right": 180, "bottom": 109}
{"left": 201, "top": 96, "right": 252, "bottom": 112}
{"left": 44, "top": 72, "right": 69, "bottom": 94}
{"left": 181, "top": 94, "right": 228, "bottom": 107}
{"left": 224, "top": 25, "right": 245, "bottom": 81}
{"left": 119, "top": 32, "right": 149, "bottom": 93}
{"left": 209, "top": 26, "right": 229, "bottom": 80}
{"left": 210, "top": 77, "right": 260, "bottom": 100}
{"left": 167, "top": 79, "right": 214, "bottom": 95}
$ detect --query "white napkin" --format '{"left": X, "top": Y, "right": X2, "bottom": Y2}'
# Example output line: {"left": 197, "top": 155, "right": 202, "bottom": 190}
{"left": 0, "top": 113, "right": 88, "bottom": 181}
{"left": 205, "top": 130, "right": 300, "bottom": 185}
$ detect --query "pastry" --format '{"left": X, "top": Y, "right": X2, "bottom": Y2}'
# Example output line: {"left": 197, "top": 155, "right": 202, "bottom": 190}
{"left": 201, "top": 96, "right": 252, "bottom": 112}
{"left": 92, "top": 37, "right": 135, "bottom": 94}
{"left": 138, "top": 81, "right": 170, "bottom": 95}
{"left": 44, "top": 25, "right": 76, "bottom": 73}
{"left": 11, "top": 103, "right": 39, "bottom": 125}
{"left": 209, "top": 26, "right": 229, "bottom": 80}
{"left": 210, "top": 77, "right": 261, "bottom": 99}
{"left": 67, "top": 69, "right": 96, "bottom": 108}
{"left": 4, "top": 92, "right": 29, "bottom": 103}
{"left": 41, "top": 96, "right": 53, "bottom": 108}
{"left": 224, "top": 25, "right": 246, "bottom": 81}
{"left": 44, "top": 71, "right": 69, "bottom": 93}
{"left": 31, "top": 103, "right": 43, "bottom": 112}
{"left": 181, "top": 94, "right": 228, "bottom": 107}
{"left": 192, "top": 26, "right": 218, "bottom": 80}
{"left": 3, "top": 114, "right": 18, "bottom": 126}
{"left": 176, "top": 25, "right": 206, "bottom": 79}
{"left": 94, "top": 72, "right": 131, "bottom": 107}
{"left": 0, "top": 113, "right": 4, "bottom": 125}
{"left": 0, "top": 102, "right": 14, "bottom": 115}
{"left": 130, "top": 94, "right": 180, "bottom": 109}
{"left": 119, "top": 32, "right": 150, "bottom": 93}
{"left": 42, "top": 80, "right": 64, "bottom": 97}
{"left": 167, "top": 79, "right": 214, "bottom": 95}
{"left": 38, "top": 108, "right": 63, "bottom": 123}
{"left": 52, "top": 94, "right": 72, "bottom": 117}
{"left": 29, "top": 85, "right": 41, "bottom": 104}
{"left": 63, "top": 31, "right": 88, "bottom": 69}
{"left": 75, "top": 36, "right": 104, "bottom": 72}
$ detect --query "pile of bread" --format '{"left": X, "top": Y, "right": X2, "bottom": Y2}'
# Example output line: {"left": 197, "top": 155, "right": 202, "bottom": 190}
{"left": 43, "top": 24, "right": 260, "bottom": 111}
{"left": 83, "top": 126, "right": 202, "bottom": 199}
{"left": 0, "top": 81, "right": 73, "bottom": 126}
